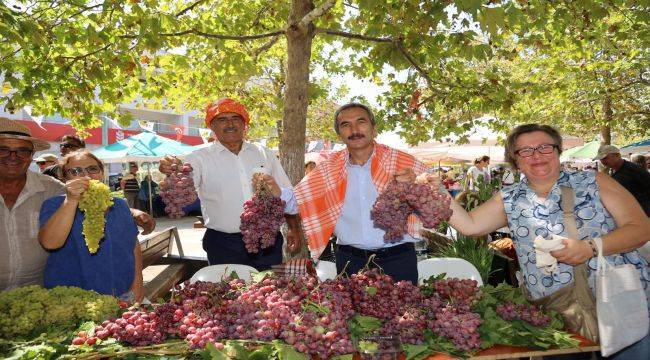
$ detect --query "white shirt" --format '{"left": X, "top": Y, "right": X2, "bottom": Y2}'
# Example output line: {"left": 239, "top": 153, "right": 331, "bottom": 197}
{"left": 186, "top": 141, "right": 296, "bottom": 233}
{"left": 0, "top": 171, "right": 64, "bottom": 290}
{"left": 467, "top": 165, "right": 490, "bottom": 190}
{"left": 333, "top": 155, "right": 417, "bottom": 250}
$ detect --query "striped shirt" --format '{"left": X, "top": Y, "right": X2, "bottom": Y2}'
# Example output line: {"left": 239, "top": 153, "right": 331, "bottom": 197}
{"left": 0, "top": 171, "right": 64, "bottom": 290}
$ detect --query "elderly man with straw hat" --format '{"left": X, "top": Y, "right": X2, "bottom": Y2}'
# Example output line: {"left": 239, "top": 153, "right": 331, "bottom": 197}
{"left": 159, "top": 98, "right": 301, "bottom": 269}
{"left": 0, "top": 117, "right": 156, "bottom": 291}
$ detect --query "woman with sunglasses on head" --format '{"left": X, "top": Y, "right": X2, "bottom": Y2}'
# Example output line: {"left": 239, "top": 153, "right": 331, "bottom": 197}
{"left": 38, "top": 150, "right": 143, "bottom": 302}
{"left": 443, "top": 124, "right": 650, "bottom": 359}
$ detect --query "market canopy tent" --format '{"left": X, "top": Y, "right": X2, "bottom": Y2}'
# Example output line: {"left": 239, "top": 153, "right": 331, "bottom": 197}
{"left": 560, "top": 140, "right": 601, "bottom": 161}
{"left": 620, "top": 139, "right": 650, "bottom": 155}
{"left": 92, "top": 132, "right": 196, "bottom": 215}
{"left": 92, "top": 131, "right": 196, "bottom": 163}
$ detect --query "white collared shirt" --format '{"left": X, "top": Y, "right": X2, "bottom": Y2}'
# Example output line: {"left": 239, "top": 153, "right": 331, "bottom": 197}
{"left": 0, "top": 171, "right": 64, "bottom": 290}
{"left": 185, "top": 141, "right": 296, "bottom": 233}
{"left": 333, "top": 154, "right": 416, "bottom": 250}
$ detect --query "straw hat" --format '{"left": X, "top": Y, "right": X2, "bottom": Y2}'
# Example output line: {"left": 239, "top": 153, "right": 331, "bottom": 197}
{"left": 34, "top": 153, "right": 58, "bottom": 162}
{"left": 0, "top": 117, "right": 50, "bottom": 151}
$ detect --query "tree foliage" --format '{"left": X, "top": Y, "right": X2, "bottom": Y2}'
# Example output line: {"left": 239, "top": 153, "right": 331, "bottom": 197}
{"left": 1, "top": 0, "right": 648, "bottom": 181}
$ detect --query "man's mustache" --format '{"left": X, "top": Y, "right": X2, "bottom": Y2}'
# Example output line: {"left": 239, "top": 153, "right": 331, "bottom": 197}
{"left": 348, "top": 133, "right": 365, "bottom": 140}
{"left": 223, "top": 127, "right": 238, "bottom": 132}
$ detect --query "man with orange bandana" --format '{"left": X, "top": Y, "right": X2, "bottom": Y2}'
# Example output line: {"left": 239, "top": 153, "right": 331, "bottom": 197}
{"left": 160, "top": 98, "right": 300, "bottom": 269}
{"left": 292, "top": 103, "right": 428, "bottom": 284}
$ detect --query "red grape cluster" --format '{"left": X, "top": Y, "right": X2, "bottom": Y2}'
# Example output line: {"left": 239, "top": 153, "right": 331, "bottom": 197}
{"left": 239, "top": 174, "right": 286, "bottom": 253}
{"left": 370, "top": 181, "right": 413, "bottom": 242}
{"left": 283, "top": 308, "right": 356, "bottom": 358}
{"left": 429, "top": 305, "right": 482, "bottom": 351}
{"left": 496, "top": 301, "right": 551, "bottom": 327}
{"left": 93, "top": 310, "right": 165, "bottom": 346}
{"left": 371, "top": 175, "right": 452, "bottom": 242}
{"left": 160, "top": 163, "right": 198, "bottom": 218}
{"left": 379, "top": 307, "right": 427, "bottom": 345}
{"left": 430, "top": 278, "right": 480, "bottom": 309}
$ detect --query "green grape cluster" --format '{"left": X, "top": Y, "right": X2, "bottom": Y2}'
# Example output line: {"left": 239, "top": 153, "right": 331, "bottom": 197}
{"left": 78, "top": 180, "right": 113, "bottom": 253}
{"left": 0, "top": 286, "right": 120, "bottom": 339}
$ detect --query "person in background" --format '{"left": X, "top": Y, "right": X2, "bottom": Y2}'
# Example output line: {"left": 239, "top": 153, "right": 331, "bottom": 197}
{"left": 138, "top": 175, "right": 158, "bottom": 212}
{"left": 304, "top": 160, "right": 316, "bottom": 176}
{"left": 466, "top": 155, "right": 490, "bottom": 190}
{"left": 159, "top": 98, "right": 301, "bottom": 270}
{"left": 594, "top": 145, "right": 650, "bottom": 216}
{"left": 38, "top": 150, "right": 143, "bottom": 301}
{"left": 120, "top": 162, "right": 140, "bottom": 209}
{"left": 43, "top": 134, "right": 85, "bottom": 180}
{"left": 446, "top": 124, "right": 649, "bottom": 359}
{"left": 34, "top": 153, "right": 57, "bottom": 173}
{"left": 293, "top": 103, "right": 427, "bottom": 284}
{"left": 630, "top": 153, "right": 647, "bottom": 169}
{"left": 0, "top": 118, "right": 154, "bottom": 292}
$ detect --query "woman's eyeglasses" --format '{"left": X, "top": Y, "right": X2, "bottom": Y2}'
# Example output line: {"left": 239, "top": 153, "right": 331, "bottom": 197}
{"left": 65, "top": 165, "right": 102, "bottom": 177}
{"left": 515, "top": 144, "right": 558, "bottom": 157}
{"left": 0, "top": 147, "right": 34, "bottom": 159}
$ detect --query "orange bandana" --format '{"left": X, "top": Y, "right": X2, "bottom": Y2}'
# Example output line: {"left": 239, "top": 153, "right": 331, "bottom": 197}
{"left": 294, "top": 143, "right": 428, "bottom": 259}
{"left": 205, "top": 98, "right": 251, "bottom": 127}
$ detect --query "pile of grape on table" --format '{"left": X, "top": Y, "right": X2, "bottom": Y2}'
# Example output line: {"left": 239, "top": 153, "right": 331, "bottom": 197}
{"left": 0, "top": 270, "right": 578, "bottom": 359}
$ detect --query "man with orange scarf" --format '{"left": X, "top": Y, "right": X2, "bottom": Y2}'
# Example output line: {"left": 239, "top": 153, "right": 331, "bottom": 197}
{"left": 293, "top": 103, "right": 427, "bottom": 284}
{"left": 159, "top": 98, "right": 300, "bottom": 270}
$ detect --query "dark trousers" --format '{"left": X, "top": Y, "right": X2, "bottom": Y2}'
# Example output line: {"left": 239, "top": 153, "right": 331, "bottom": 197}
{"left": 202, "top": 229, "right": 284, "bottom": 271}
{"left": 335, "top": 243, "right": 418, "bottom": 284}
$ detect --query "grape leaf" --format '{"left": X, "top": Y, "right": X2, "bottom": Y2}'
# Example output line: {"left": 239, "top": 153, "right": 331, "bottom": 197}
{"left": 251, "top": 270, "right": 274, "bottom": 283}
{"left": 357, "top": 340, "right": 379, "bottom": 354}
{"left": 273, "top": 343, "right": 308, "bottom": 360}
{"left": 403, "top": 344, "right": 433, "bottom": 360}
{"left": 348, "top": 315, "right": 382, "bottom": 338}
{"left": 201, "top": 342, "right": 230, "bottom": 360}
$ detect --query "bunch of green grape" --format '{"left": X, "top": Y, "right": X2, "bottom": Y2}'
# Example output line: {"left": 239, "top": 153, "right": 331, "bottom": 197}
{"left": 0, "top": 285, "right": 119, "bottom": 339}
{"left": 78, "top": 180, "right": 113, "bottom": 253}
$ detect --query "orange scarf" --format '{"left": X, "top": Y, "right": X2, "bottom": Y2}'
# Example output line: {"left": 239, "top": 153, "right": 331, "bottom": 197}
{"left": 294, "top": 143, "right": 428, "bottom": 259}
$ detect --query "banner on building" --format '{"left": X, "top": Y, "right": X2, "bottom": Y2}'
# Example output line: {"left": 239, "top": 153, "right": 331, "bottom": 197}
{"left": 172, "top": 125, "right": 184, "bottom": 141}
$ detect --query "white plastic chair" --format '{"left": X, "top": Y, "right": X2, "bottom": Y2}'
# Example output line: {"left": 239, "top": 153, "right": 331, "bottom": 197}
{"left": 417, "top": 258, "right": 483, "bottom": 286}
{"left": 315, "top": 260, "right": 337, "bottom": 282}
{"left": 190, "top": 264, "right": 258, "bottom": 283}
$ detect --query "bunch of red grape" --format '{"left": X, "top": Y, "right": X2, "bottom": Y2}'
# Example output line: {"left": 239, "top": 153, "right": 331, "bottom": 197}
{"left": 160, "top": 163, "right": 198, "bottom": 218}
{"left": 239, "top": 173, "right": 286, "bottom": 253}
{"left": 348, "top": 268, "right": 423, "bottom": 320}
{"left": 379, "top": 307, "right": 427, "bottom": 345}
{"left": 282, "top": 307, "right": 356, "bottom": 358}
{"left": 371, "top": 174, "right": 453, "bottom": 242}
{"left": 429, "top": 278, "right": 480, "bottom": 309}
{"left": 428, "top": 305, "right": 483, "bottom": 351}
{"left": 93, "top": 310, "right": 166, "bottom": 346}
{"left": 496, "top": 301, "right": 551, "bottom": 327}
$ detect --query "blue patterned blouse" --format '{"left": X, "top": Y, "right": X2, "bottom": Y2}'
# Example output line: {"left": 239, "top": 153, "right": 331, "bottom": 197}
{"left": 501, "top": 170, "right": 649, "bottom": 304}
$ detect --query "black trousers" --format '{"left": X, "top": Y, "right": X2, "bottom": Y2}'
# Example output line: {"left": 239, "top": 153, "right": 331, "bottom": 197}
{"left": 202, "top": 229, "right": 284, "bottom": 271}
{"left": 335, "top": 243, "right": 418, "bottom": 284}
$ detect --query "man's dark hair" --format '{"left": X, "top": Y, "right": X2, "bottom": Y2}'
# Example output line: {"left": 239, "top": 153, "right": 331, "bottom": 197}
{"left": 333, "top": 103, "right": 376, "bottom": 135}
{"left": 504, "top": 124, "right": 563, "bottom": 169}
{"left": 61, "top": 134, "right": 86, "bottom": 148}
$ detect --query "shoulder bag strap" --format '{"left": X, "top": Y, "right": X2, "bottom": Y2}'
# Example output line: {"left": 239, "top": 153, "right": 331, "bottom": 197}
{"left": 560, "top": 186, "right": 579, "bottom": 240}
